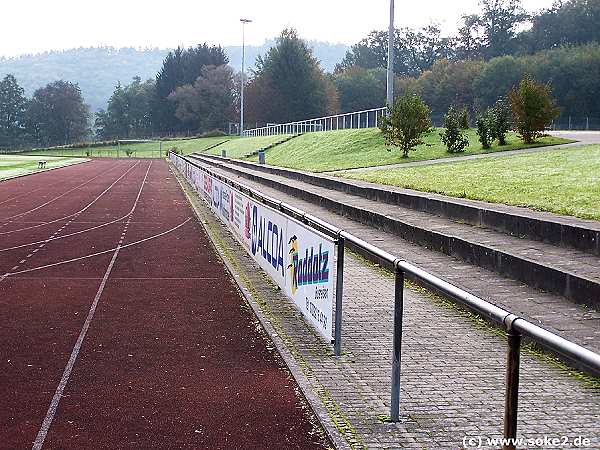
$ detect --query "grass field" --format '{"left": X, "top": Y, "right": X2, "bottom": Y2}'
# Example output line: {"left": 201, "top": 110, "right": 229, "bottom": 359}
{"left": 21, "top": 136, "right": 233, "bottom": 158}
{"left": 0, "top": 155, "right": 86, "bottom": 180}
{"left": 244, "top": 128, "right": 572, "bottom": 172}
{"left": 340, "top": 144, "right": 600, "bottom": 221}
{"left": 205, "top": 134, "right": 293, "bottom": 158}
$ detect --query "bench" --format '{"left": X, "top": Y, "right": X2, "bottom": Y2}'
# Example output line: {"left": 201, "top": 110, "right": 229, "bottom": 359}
{"left": 38, "top": 160, "right": 47, "bottom": 169}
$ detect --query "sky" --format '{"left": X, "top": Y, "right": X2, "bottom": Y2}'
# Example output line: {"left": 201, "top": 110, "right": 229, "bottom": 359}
{"left": 1, "top": 0, "right": 555, "bottom": 58}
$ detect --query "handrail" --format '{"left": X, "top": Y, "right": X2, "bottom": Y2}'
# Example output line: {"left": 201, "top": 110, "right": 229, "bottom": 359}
{"left": 170, "top": 151, "right": 600, "bottom": 450}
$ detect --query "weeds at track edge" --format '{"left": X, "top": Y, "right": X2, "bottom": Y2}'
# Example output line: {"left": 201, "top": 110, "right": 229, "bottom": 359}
{"left": 170, "top": 165, "right": 363, "bottom": 450}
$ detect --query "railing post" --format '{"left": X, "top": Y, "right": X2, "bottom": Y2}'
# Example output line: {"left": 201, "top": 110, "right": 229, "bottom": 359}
{"left": 390, "top": 264, "right": 405, "bottom": 422}
{"left": 503, "top": 315, "right": 522, "bottom": 450}
{"left": 334, "top": 235, "right": 345, "bottom": 357}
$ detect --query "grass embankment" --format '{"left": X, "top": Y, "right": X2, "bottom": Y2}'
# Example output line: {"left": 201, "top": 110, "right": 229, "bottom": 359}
{"left": 22, "top": 136, "right": 232, "bottom": 158}
{"left": 0, "top": 155, "right": 85, "bottom": 180}
{"left": 341, "top": 144, "right": 600, "bottom": 221}
{"left": 207, "top": 134, "right": 293, "bottom": 158}
{"left": 247, "top": 128, "right": 571, "bottom": 172}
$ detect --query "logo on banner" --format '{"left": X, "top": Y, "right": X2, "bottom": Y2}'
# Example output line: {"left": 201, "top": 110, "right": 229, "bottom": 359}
{"left": 287, "top": 235, "right": 329, "bottom": 295}
{"left": 251, "top": 205, "right": 285, "bottom": 276}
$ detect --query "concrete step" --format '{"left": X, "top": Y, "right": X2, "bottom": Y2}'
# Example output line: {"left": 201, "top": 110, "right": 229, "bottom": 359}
{"left": 200, "top": 154, "right": 600, "bottom": 257}
{"left": 191, "top": 154, "right": 600, "bottom": 308}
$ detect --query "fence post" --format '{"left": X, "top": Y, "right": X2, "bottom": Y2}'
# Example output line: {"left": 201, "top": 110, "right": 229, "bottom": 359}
{"left": 503, "top": 315, "right": 522, "bottom": 450}
{"left": 334, "top": 235, "right": 345, "bottom": 357}
{"left": 568, "top": 116, "right": 572, "bottom": 130}
{"left": 586, "top": 117, "right": 589, "bottom": 130}
{"left": 390, "top": 264, "right": 405, "bottom": 422}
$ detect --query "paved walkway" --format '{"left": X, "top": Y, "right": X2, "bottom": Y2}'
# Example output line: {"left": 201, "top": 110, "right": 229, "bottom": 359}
{"left": 196, "top": 158, "right": 600, "bottom": 357}
{"left": 336, "top": 131, "right": 600, "bottom": 173}
{"left": 178, "top": 172, "right": 600, "bottom": 449}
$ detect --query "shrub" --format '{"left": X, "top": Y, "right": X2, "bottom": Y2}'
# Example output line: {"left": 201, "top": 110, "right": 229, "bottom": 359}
{"left": 476, "top": 110, "right": 495, "bottom": 149}
{"left": 440, "top": 106, "right": 470, "bottom": 153}
{"left": 491, "top": 98, "right": 511, "bottom": 145}
{"left": 201, "top": 129, "right": 228, "bottom": 138}
{"left": 508, "top": 75, "right": 560, "bottom": 144}
{"left": 458, "top": 108, "right": 470, "bottom": 129}
{"left": 169, "top": 146, "right": 181, "bottom": 155}
{"left": 125, "top": 149, "right": 134, "bottom": 157}
{"left": 379, "top": 94, "right": 432, "bottom": 158}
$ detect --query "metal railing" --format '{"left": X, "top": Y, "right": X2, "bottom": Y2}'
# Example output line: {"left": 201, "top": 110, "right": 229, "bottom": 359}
{"left": 170, "top": 151, "right": 600, "bottom": 450}
{"left": 242, "top": 107, "right": 388, "bottom": 137}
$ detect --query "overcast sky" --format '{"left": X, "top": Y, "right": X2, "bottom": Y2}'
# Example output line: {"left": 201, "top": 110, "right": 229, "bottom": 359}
{"left": 1, "top": 0, "right": 554, "bottom": 57}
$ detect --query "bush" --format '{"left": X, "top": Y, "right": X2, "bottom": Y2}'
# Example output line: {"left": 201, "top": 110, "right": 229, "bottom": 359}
{"left": 508, "top": 75, "right": 560, "bottom": 144}
{"left": 476, "top": 110, "right": 495, "bottom": 149}
{"left": 491, "top": 98, "right": 511, "bottom": 145}
{"left": 201, "top": 129, "right": 228, "bottom": 138}
{"left": 169, "top": 146, "right": 181, "bottom": 155}
{"left": 125, "top": 149, "right": 134, "bottom": 157}
{"left": 458, "top": 108, "right": 470, "bottom": 129}
{"left": 440, "top": 106, "right": 469, "bottom": 153}
{"left": 379, "top": 94, "right": 431, "bottom": 158}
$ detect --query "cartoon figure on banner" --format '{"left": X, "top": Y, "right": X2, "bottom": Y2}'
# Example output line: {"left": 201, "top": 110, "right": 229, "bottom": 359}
{"left": 244, "top": 202, "right": 251, "bottom": 239}
{"left": 288, "top": 235, "right": 299, "bottom": 295}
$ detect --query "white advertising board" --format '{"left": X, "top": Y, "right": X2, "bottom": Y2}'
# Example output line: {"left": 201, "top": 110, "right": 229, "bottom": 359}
{"left": 172, "top": 155, "right": 336, "bottom": 341}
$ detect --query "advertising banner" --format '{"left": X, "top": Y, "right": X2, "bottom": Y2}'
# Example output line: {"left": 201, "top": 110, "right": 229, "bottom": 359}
{"left": 172, "top": 155, "right": 335, "bottom": 341}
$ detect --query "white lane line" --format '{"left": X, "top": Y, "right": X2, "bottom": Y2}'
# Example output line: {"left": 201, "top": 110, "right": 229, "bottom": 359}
{"left": 0, "top": 161, "right": 126, "bottom": 224}
{"left": 30, "top": 162, "right": 153, "bottom": 449}
{"left": 5, "top": 218, "right": 191, "bottom": 278}
{"left": 31, "top": 246, "right": 121, "bottom": 450}
{"left": 0, "top": 162, "right": 139, "bottom": 236}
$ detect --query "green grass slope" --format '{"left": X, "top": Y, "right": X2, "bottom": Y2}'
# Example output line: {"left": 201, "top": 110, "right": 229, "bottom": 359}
{"left": 249, "top": 128, "right": 571, "bottom": 172}
{"left": 340, "top": 144, "right": 600, "bottom": 221}
{"left": 206, "top": 135, "right": 293, "bottom": 158}
{"left": 22, "top": 136, "right": 232, "bottom": 158}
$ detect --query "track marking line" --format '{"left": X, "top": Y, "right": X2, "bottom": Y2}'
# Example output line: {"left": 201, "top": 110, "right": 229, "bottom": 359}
{"left": 31, "top": 246, "right": 121, "bottom": 450}
{"left": 4, "top": 218, "right": 191, "bottom": 278}
{"left": 0, "top": 161, "right": 127, "bottom": 225}
{"left": 31, "top": 161, "right": 152, "bottom": 449}
{"left": 0, "top": 162, "right": 139, "bottom": 236}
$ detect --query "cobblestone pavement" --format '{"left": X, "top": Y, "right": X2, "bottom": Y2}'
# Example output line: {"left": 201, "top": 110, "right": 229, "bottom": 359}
{"left": 336, "top": 131, "right": 600, "bottom": 173}
{"left": 175, "top": 169, "right": 600, "bottom": 450}
{"left": 199, "top": 160, "right": 600, "bottom": 357}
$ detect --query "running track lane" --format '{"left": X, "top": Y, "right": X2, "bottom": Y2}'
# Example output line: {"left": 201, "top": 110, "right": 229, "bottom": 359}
{"left": 0, "top": 160, "right": 331, "bottom": 449}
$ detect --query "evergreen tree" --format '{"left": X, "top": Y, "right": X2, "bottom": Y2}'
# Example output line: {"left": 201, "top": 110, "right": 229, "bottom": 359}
{"left": 245, "top": 29, "right": 328, "bottom": 124}
{"left": 0, "top": 74, "right": 28, "bottom": 148}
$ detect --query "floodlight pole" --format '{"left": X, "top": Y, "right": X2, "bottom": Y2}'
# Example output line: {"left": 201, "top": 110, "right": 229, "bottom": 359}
{"left": 386, "top": 0, "right": 395, "bottom": 108}
{"left": 240, "top": 18, "right": 252, "bottom": 137}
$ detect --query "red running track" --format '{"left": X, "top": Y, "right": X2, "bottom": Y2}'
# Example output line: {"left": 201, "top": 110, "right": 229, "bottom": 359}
{"left": 0, "top": 159, "right": 331, "bottom": 449}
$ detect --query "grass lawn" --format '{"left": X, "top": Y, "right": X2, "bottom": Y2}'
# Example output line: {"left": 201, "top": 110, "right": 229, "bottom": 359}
{"left": 205, "top": 134, "right": 293, "bottom": 158}
{"left": 246, "top": 128, "right": 572, "bottom": 172}
{"left": 0, "top": 155, "right": 86, "bottom": 180}
{"left": 21, "top": 136, "right": 233, "bottom": 158}
{"left": 339, "top": 144, "right": 600, "bottom": 221}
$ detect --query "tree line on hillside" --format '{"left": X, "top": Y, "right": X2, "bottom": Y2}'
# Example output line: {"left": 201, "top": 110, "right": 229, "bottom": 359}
{"left": 2, "top": 0, "right": 600, "bottom": 149}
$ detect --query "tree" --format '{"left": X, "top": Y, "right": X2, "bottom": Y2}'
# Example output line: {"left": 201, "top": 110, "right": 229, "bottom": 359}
{"left": 169, "top": 65, "right": 236, "bottom": 133}
{"left": 508, "top": 75, "right": 559, "bottom": 143}
{"left": 440, "top": 106, "right": 470, "bottom": 153}
{"left": 245, "top": 29, "right": 329, "bottom": 125}
{"left": 333, "top": 66, "right": 386, "bottom": 113}
{"left": 152, "top": 44, "right": 228, "bottom": 133}
{"left": 0, "top": 74, "right": 28, "bottom": 148}
{"left": 476, "top": 109, "right": 496, "bottom": 148}
{"left": 26, "top": 81, "right": 90, "bottom": 146}
{"left": 476, "top": 0, "right": 529, "bottom": 58}
{"left": 379, "top": 94, "right": 432, "bottom": 158}
{"left": 491, "top": 97, "right": 511, "bottom": 145}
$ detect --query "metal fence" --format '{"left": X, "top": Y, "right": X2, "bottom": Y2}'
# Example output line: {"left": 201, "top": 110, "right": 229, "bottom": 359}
{"left": 170, "top": 151, "right": 600, "bottom": 450}
{"left": 242, "top": 107, "right": 388, "bottom": 137}
{"left": 550, "top": 116, "right": 600, "bottom": 131}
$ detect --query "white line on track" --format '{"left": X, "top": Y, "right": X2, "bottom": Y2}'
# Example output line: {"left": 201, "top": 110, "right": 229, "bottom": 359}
{"left": 0, "top": 161, "right": 138, "bottom": 235}
{"left": 0, "top": 186, "right": 45, "bottom": 206}
{"left": 0, "top": 161, "right": 125, "bottom": 224}
{"left": 3, "top": 217, "right": 191, "bottom": 279}
{"left": 30, "top": 161, "right": 152, "bottom": 449}
{"left": 31, "top": 246, "right": 120, "bottom": 450}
